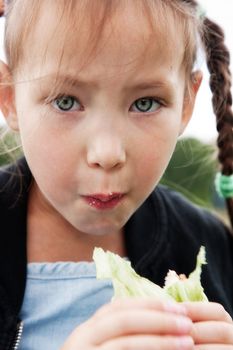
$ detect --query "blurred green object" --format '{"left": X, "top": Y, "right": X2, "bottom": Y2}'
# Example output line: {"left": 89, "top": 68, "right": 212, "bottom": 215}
{"left": 0, "top": 126, "right": 23, "bottom": 166}
{"left": 161, "top": 137, "right": 217, "bottom": 208}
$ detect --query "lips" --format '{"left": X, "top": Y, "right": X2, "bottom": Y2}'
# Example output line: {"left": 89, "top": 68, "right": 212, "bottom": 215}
{"left": 83, "top": 193, "right": 124, "bottom": 210}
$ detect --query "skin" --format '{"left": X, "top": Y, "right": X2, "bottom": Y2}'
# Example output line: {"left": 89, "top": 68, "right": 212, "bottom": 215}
{"left": 0, "top": 1, "right": 232, "bottom": 349}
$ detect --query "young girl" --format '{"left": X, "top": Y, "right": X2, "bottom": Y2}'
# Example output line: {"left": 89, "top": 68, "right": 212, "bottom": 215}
{"left": 0, "top": 0, "right": 233, "bottom": 349}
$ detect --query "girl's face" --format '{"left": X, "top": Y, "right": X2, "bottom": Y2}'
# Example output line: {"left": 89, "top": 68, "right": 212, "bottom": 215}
{"left": 6, "top": 2, "right": 199, "bottom": 236}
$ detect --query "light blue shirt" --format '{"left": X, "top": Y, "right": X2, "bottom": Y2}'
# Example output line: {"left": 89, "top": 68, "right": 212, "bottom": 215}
{"left": 18, "top": 261, "right": 113, "bottom": 350}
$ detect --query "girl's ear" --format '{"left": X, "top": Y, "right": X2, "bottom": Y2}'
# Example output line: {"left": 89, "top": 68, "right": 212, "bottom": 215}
{"left": 0, "top": 60, "right": 19, "bottom": 131}
{"left": 179, "top": 70, "right": 203, "bottom": 135}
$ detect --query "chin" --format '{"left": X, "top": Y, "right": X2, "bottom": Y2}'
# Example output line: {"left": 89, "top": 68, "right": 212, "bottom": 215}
{"left": 77, "top": 219, "right": 125, "bottom": 236}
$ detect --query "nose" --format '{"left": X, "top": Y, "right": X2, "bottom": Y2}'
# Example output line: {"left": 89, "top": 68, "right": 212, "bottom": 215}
{"left": 87, "top": 132, "right": 126, "bottom": 170}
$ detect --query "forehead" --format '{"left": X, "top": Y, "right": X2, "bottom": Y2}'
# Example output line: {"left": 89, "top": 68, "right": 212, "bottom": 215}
{"left": 18, "top": 0, "right": 185, "bottom": 81}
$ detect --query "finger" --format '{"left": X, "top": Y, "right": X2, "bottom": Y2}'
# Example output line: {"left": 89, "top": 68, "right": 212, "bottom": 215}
{"left": 183, "top": 302, "right": 232, "bottom": 323}
{"left": 195, "top": 345, "right": 233, "bottom": 349}
{"left": 101, "top": 335, "right": 194, "bottom": 350}
{"left": 94, "top": 298, "right": 187, "bottom": 320}
{"left": 192, "top": 321, "right": 233, "bottom": 345}
{"left": 89, "top": 309, "right": 192, "bottom": 345}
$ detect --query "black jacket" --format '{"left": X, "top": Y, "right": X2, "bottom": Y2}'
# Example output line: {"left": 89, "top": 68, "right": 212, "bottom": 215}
{"left": 0, "top": 158, "right": 233, "bottom": 349}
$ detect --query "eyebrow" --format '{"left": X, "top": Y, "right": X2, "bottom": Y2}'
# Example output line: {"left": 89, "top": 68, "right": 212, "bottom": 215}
{"left": 41, "top": 74, "right": 98, "bottom": 89}
{"left": 42, "top": 73, "right": 174, "bottom": 93}
{"left": 126, "top": 80, "right": 173, "bottom": 91}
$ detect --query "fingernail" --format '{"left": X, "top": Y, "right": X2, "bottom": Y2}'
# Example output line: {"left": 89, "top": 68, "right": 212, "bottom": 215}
{"left": 176, "top": 336, "right": 194, "bottom": 349}
{"left": 164, "top": 301, "right": 187, "bottom": 315}
{"left": 176, "top": 317, "right": 192, "bottom": 333}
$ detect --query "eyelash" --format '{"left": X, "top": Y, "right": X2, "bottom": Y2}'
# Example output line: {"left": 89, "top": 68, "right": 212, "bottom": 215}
{"left": 51, "top": 95, "right": 83, "bottom": 112}
{"left": 130, "top": 97, "right": 163, "bottom": 113}
{"left": 49, "top": 95, "right": 163, "bottom": 114}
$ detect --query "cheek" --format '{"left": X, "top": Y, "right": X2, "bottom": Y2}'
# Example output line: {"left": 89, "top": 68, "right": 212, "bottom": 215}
{"left": 18, "top": 118, "right": 78, "bottom": 200}
{"left": 133, "top": 129, "right": 179, "bottom": 193}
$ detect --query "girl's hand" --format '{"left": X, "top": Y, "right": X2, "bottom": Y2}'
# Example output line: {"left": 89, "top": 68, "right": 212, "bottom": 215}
{"left": 60, "top": 298, "right": 194, "bottom": 350}
{"left": 185, "top": 302, "right": 233, "bottom": 349}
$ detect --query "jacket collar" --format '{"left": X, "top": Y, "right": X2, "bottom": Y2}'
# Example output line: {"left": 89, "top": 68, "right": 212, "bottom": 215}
{"left": 0, "top": 157, "right": 32, "bottom": 315}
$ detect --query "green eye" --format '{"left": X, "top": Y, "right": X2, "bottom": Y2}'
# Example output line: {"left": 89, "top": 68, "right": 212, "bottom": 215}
{"left": 131, "top": 98, "right": 161, "bottom": 113}
{"left": 53, "top": 96, "right": 80, "bottom": 111}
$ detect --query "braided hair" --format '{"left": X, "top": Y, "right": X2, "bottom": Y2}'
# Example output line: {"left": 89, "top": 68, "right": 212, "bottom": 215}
{"left": 203, "top": 18, "right": 233, "bottom": 228}
{"left": 183, "top": 0, "right": 233, "bottom": 227}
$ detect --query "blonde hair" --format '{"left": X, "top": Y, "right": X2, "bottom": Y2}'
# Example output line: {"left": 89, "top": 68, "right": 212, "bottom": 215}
{"left": 4, "top": 0, "right": 199, "bottom": 77}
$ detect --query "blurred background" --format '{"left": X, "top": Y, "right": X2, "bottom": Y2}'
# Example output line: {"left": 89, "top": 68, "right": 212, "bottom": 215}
{"left": 0, "top": 0, "right": 232, "bottom": 224}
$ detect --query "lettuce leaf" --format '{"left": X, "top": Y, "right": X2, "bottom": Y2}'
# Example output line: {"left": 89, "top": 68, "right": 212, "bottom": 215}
{"left": 93, "top": 246, "right": 208, "bottom": 302}
{"left": 164, "top": 246, "right": 208, "bottom": 301}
